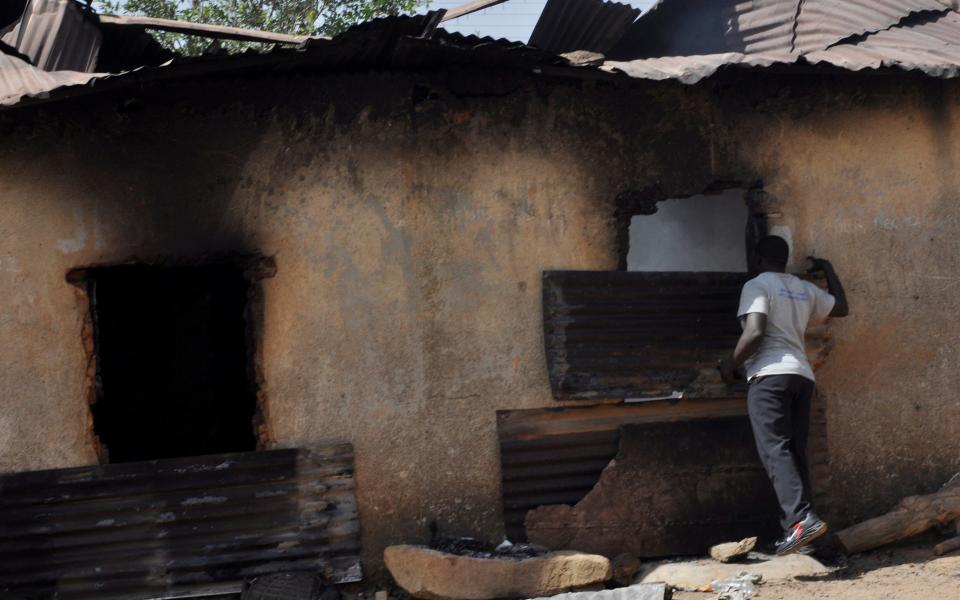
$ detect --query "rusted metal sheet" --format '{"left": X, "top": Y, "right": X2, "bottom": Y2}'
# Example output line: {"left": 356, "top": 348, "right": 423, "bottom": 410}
{"left": 543, "top": 271, "right": 749, "bottom": 400}
{"left": 497, "top": 398, "right": 748, "bottom": 541}
{"left": 0, "top": 445, "right": 361, "bottom": 599}
{"left": 528, "top": 0, "right": 640, "bottom": 54}
{"left": 2, "top": 0, "right": 101, "bottom": 72}
{"left": 524, "top": 419, "right": 781, "bottom": 557}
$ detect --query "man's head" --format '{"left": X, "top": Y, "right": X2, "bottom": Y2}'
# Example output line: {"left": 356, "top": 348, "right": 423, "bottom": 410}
{"left": 755, "top": 235, "right": 789, "bottom": 272}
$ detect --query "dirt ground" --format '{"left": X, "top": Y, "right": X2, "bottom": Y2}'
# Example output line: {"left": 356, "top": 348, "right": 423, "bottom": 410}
{"left": 674, "top": 541, "right": 960, "bottom": 599}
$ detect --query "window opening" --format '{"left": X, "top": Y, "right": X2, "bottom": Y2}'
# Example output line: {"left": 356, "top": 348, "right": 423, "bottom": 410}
{"left": 87, "top": 265, "right": 258, "bottom": 463}
{"left": 627, "top": 188, "right": 750, "bottom": 272}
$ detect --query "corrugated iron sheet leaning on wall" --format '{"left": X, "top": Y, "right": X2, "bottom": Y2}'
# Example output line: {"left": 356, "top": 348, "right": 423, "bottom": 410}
{"left": 0, "top": 444, "right": 361, "bottom": 600}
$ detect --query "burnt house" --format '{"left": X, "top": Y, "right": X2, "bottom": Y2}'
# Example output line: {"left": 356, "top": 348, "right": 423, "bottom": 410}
{"left": 2, "top": 0, "right": 960, "bottom": 596}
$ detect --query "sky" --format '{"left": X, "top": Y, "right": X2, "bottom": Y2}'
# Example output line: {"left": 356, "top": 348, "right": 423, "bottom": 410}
{"left": 424, "top": 0, "right": 657, "bottom": 43}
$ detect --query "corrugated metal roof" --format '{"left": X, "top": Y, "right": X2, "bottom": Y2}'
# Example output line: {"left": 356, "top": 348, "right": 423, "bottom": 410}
{"left": 0, "top": 50, "right": 97, "bottom": 105}
{"left": 607, "top": 0, "right": 800, "bottom": 60}
{"left": 794, "top": 0, "right": 948, "bottom": 53}
{"left": 605, "top": 4, "right": 960, "bottom": 83}
{"left": 608, "top": 0, "right": 952, "bottom": 59}
{"left": 807, "top": 9, "right": 960, "bottom": 75}
{"left": 528, "top": 0, "right": 640, "bottom": 54}
{"left": 9, "top": 2, "right": 960, "bottom": 107}
{"left": 595, "top": 0, "right": 960, "bottom": 83}
{"left": 2, "top": 0, "right": 101, "bottom": 72}
{"left": 0, "top": 445, "right": 361, "bottom": 599}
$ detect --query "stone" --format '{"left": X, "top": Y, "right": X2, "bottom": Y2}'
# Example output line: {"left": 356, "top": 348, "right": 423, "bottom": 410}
{"left": 709, "top": 537, "right": 757, "bottom": 563}
{"left": 637, "top": 553, "right": 831, "bottom": 590}
{"left": 559, "top": 51, "right": 606, "bottom": 67}
{"left": 384, "top": 545, "right": 611, "bottom": 600}
{"left": 528, "top": 582, "right": 670, "bottom": 600}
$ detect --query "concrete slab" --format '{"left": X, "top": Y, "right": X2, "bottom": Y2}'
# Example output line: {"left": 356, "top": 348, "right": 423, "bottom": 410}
{"left": 384, "top": 545, "right": 611, "bottom": 600}
{"left": 638, "top": 553, "right": 831, "bottom": 590}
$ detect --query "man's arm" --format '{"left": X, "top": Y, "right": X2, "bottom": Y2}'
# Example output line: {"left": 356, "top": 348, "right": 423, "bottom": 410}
{"left": 719, "top": 312, "right": 767, "bottom": 384}
{"left": 808, "top": 257, "right": 849, "bottom": 317}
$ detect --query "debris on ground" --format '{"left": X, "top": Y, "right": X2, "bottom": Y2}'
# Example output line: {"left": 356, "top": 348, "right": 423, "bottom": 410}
{"left": 708, "top": 538, "right": 757, "bottom": 563}
{"left": 637, "top": 552, "right": 830, "bottom": 590}
{"left": 708, "top": 573, "right": 762, "bottom": 600}
{"left": 528, "top": 582, "right": 671, "bottom": 600}
{"left": 430, "top": 536, "right": 548, "bottom": 560}
{"left": 836, "top": 473, "right": 960, "bottom": 555}
{"left": 384, "top": 544, "right": 611, "bottom": 600}
{"left": 241, "top": 572, "right": 340, "bottom": 600}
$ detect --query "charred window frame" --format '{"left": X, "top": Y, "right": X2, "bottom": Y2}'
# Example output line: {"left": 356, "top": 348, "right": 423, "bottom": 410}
{"left": 67, "top": 256, "right": 276, "bottom": 463}
{"left": 614, "top": 184, "right": 768, "bottom": 271}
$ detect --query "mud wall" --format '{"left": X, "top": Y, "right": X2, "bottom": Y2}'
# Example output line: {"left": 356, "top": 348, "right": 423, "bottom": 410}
{"left": 0, "top": 66, "right": 958, "bottom": 571}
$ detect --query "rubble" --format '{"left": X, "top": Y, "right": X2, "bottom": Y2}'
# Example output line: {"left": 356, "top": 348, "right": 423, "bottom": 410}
{"left": 708, "top": 537, "right": 757, "bottom": 563}
{"left": 637, "top": 553, "right": 830, "bottom": 590}
{"left": 708, "top": 573, "right": 761, "bottom": 600}
{"left": 384, "top": 545, "right": 611, "bottom": 600}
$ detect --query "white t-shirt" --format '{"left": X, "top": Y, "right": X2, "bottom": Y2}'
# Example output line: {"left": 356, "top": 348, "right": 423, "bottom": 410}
{"left": 737, "top": 272, "right": 835, "bottom": 382}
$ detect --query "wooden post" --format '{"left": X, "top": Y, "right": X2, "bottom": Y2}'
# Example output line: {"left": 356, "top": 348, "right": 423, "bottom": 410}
{"left": 836, "top": 481, "right": 960, "bottom": 555}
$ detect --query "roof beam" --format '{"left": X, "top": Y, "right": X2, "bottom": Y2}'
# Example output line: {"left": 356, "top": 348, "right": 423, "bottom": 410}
{"left": 97, "top": 14, "right": 314, "bottom": 44}
{"left": 441, "top": 0, "right": 511, "bottom": 22}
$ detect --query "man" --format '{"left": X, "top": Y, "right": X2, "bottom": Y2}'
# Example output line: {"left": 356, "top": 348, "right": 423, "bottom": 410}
{"left": 719, "top": 235, "right": 848, "bottom": 556}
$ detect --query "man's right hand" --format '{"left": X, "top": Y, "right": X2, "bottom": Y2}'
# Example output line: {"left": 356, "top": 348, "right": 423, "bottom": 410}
{"left": 718, "top": 358, "right": 738, "bottom": 385}
{"left": 807, "top": 256, "right": 832, "bottom": 273}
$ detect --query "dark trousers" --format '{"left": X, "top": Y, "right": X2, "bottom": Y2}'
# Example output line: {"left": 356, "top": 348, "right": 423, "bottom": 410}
{"left": 747, "top": 374, "right": 815, "bottom": 530}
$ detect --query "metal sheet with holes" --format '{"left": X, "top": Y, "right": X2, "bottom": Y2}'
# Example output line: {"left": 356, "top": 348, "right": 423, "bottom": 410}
{"left": 497, "top": 398, "right": 748, "bottom": 541}
{"left": 543, "top": 270, "right": 749, "bottom": 400}
{"left": 0, "top": 445, "right": 361, "bottom": 600}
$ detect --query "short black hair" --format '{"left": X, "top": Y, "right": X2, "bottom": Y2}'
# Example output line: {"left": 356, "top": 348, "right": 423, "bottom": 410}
{"left": 756, "top": 235, "right": 789, "bottom": 266}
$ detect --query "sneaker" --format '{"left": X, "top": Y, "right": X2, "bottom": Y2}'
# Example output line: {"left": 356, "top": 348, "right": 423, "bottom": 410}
{"left": 775, "top": 512, "right": 828, "bottom": 556}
